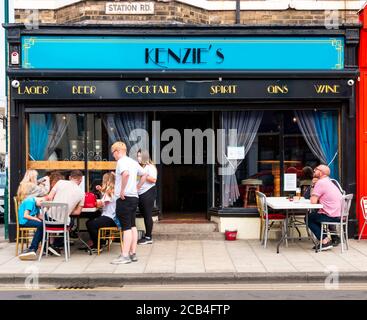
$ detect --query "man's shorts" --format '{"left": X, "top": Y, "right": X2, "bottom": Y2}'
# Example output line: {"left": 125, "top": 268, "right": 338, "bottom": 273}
{"left": 116, "top": 196, "right": 139, "bottom": 231}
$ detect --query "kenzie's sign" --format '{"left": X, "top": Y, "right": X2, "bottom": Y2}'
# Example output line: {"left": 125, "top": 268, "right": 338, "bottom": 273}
{"left": 105, "top": 2, "right": 154, "bottom": 14}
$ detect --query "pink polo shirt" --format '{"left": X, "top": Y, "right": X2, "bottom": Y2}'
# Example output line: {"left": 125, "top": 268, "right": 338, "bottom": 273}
{"left": 312, "top": 177, "right": 342, "bottom": 218}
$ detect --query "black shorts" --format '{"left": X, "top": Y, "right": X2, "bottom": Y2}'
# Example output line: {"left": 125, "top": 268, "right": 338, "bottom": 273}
{"left": 116, "top": 197, "right": 139, "bottom": 231}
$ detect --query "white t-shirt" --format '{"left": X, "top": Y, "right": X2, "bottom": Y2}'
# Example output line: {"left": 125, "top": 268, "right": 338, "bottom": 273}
{"left": 51, "top": 180, "right": 85, "bottom": 224}
{"left": 115, "top": 155, "right": 146, "bottom": 198}
{"left": 138, "top": 164, "right": 157, "bottom": 195}
{"left": 101, "top": 200, "right": 116, "bottom": 220}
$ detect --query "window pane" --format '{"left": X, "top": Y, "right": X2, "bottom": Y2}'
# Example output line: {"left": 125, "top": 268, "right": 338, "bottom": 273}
{"left": 29, "top": 113, "right": 85, "bottom": 161}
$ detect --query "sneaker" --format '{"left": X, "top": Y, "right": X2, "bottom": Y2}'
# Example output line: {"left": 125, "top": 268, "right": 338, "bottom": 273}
{"left": 138, "top": 237, "right": 153, "bottom": 245}
{"left": 110, "top": 255, "right": 132, "bottom": 265}
{"left": 316, "top": 240, "right": 333, "bottom": 252}
{"left": 19, "top": 249, "right": 37, "bottom": 261}
{"left": 48, "top": 245, "right": 61, "bottom": 257}
{"left": 90, "top": 247, "right": 103, "bottom": 254}
{"left": 129, "top": 253, "right": 138, "bottom": 262}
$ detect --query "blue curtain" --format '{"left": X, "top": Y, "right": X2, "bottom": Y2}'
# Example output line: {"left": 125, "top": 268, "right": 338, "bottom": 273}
{"left": 29, "top": 114, "right": 54, "bottom": 160}
{"left": 313, "top": 111, "right": 339, "bottom": 180}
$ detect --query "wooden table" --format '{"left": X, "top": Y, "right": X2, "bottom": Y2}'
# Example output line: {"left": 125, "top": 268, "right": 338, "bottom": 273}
{"left": 258, "top": 160, "right": 301, "bottom": 196}
{"left": 266, "top": 197, "right": 323, "bottom": 253}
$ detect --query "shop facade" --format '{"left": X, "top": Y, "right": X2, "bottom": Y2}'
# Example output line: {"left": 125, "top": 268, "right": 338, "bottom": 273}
{"left": 5, "top": 24, "right": 359, "bottom": 240}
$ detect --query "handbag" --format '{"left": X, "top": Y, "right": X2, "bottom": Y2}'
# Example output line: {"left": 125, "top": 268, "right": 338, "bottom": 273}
{"left": 84, "top": 192, "right": 97, "bottom": 208}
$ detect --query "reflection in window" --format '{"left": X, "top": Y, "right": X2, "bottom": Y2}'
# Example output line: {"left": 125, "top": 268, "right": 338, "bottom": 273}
{"left": 29, "top": 114, "right": 85, "bottom": 161}
{"left": 221, "top": 110, "right": 339, "bottom": 209}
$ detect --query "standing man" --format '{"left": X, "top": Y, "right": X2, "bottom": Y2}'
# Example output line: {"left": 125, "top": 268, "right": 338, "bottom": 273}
{"left": 111, "top": 141, "right": 147, "bottom": 264}
{"left": 307, "top": 164, "right": 343, "bottom": 251}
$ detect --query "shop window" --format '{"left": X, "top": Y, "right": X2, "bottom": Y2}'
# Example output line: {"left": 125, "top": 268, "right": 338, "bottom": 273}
{"left": 220, "top": 109, "right": 340, "bottom": 209}
{"left": 27, "top": 112, "right": 149, "bottom": 192}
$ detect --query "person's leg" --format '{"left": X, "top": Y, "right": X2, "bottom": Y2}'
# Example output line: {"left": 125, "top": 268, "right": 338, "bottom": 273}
{"left": 306, "top": 212, "right": 324, "bottom": 241}
{"left": 86, "top": 218, "right": 99, "bottom": 248}
{"left": 116, "top": 198, "right": 133, "bottom": 257}
{"left": 140, "top": 187, "right": 155, "bottom": 239}
{"left": 129, "top": 198, "right": 139, "bottom": 255}
{"left": 22, "top": 220, "right": 43, "bottom": 252}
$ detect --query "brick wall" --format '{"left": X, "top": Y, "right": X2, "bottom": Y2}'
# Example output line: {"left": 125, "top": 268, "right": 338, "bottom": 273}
{"left": 14, "top": 0, "right": 360, "bottom": 25}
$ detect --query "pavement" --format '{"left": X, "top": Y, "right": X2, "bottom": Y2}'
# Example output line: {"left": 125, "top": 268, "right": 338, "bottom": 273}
{"left": 1, "top": 233, "right": 367, "bottom": 287}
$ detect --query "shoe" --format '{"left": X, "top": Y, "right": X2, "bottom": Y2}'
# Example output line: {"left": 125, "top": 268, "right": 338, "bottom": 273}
{"left": 110, "top": 255, "right": 132, "bottom": 265}
{"left": 48, "top": 245, "right": 61, "bottom": 257}
{"left": 19, "top": 249, "right": 37, "bottom": 261}
{"left": 129, "top": 253, "right": 138, "bottom": 262}
{"left": 138, "top": 237, "right": 153, "bottom": 245}
{"left": 331, "top": 235, "right": 340, "bottom": 247}
{"left": 316, "top": 240, "right": 333, "bottom": 252}
{"left": 43, "top": 245, "right": 61, "bottom": 257}
{"left": 90, "top": 247, "right": 103, "bottom": 254}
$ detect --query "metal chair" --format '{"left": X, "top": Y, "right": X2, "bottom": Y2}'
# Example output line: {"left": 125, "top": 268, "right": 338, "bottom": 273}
{"left": 359, "top": 196, "right": 367, "bottom": 240}
{"left": 14, "top": 196, "right": 37, "bottom": 256}
{"left": 319, "top": 194, "right": 353, "bottom": 253}
{"left": 97, "top": 227, "right": 123, "bottom": 255}
{"left": 38, "top": 202, "right": 70, "bottom": 262}
{"left": 256, "top": 191, "right": 286, "bottom": 248}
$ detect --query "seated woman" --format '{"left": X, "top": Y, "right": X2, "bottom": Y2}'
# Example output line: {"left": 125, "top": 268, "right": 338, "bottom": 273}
{"left": 86, "top": 172, "right": 119, "bottom": 253}
{"left": 18, "top": 196, "right": 45, "bottom": 260}
{"left": 17, "top": 169, "right": 50, "bottom": 203}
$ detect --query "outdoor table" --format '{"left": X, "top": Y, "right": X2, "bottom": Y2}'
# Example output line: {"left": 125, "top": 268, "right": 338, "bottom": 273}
{"left": 71, "top": 207, "right": 100, "bottom": 255}
{"left": 266, "top": 197, "right": 323, "bottom": 253}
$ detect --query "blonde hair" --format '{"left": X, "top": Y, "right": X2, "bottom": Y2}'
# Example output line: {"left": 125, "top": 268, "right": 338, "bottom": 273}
{"left": 17, "top": 182, "right": 35, "bottom": 203}
{"left": 20, "top": 170, "right": 38, "bottom": 184}
{"left": 111, "top": 141, "right": 127, "bottom": 153}
{"left": 138, "top": 149, "right": 155, "bottom": 167}
{"left": 100, "top": 172, "right": 115, "bottom": 197}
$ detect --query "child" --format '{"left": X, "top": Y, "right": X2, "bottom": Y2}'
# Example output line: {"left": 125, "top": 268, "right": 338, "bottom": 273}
{"left": 86, "top": 172, "right": 120, "bottom": 253}
{"left": 18, "top": 197, "right": 45, "bottom": 260}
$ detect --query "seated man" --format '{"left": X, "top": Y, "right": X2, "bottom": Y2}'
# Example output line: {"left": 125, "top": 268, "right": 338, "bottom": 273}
{"left": 307, "top": 164, "right": 343, "bottom": 251}
{"left": 47, "top": 170, "right": 85, "bottom": 248}
{"left": 18, "top": 197, "right": 45, "bottom": 260}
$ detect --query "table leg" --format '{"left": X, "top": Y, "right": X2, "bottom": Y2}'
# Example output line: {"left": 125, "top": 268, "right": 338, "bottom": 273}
{"left": 277, "top": 210, "right": 289, "bottom": 254}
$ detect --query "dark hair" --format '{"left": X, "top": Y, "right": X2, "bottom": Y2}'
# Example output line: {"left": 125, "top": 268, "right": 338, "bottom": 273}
{"left": 70, "top": 170, "right": 83, "bottom": 178}
{"left": 49, "top": 171, "right": 65, "bottom": 188}
{"left": 302, "top": 166, "right": 314, "bottom": 180}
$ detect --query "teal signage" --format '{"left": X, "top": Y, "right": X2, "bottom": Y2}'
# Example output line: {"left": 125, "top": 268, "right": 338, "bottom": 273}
{"left": 22, "top": 36, "right": 344, "bottom": 70}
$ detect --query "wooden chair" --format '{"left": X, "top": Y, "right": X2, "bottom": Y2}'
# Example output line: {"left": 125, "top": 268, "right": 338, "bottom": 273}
{"left": 14, "top": 196, "right": 37, "bottom": 256}
{"left": 97, "top": 227, "right": 123, "bottom": 255}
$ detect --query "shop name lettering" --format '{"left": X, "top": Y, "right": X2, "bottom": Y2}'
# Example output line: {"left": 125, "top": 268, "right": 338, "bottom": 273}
{"left": 145, "top": 46, "right": 224, "bottom": 66}
{"left": 314, "top": 84, "right": 340, "bottom": 94}
{"left": 125, "top": 85, "right": 177, "bottom": 94}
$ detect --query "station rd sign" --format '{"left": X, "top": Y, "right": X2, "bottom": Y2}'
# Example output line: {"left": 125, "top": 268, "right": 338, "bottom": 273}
{"left": 105, "top": 2, "right": 155, "bottom": 14}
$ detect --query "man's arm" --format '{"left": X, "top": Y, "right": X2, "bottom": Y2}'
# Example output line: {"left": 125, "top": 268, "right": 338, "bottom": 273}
{"left": 71, "top": 205, "right": 83, "bottom": 216}
{"left": 120, "top": 171, "right": 129, "bottom": 200}
{"left": 310, "top": 195, "right": 319, "bottom": 204}
{"left": 46, "top": 181, "right": 59, "bottom": 201}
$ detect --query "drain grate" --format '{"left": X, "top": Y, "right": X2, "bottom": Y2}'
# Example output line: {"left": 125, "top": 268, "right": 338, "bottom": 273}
{"left": 56, "top": 285, "right": 95, "bottom": 290}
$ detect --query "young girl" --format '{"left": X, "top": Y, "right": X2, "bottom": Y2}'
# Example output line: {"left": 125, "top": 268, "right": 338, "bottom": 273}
{"left": 86, "top": 172, "right": 119, "bottom": 252}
